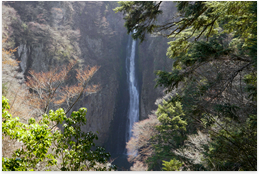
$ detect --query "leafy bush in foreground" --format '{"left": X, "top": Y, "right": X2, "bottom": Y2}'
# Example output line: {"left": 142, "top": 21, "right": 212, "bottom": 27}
{"left": 2, "top": 96, "right": 116, "bottom": 171}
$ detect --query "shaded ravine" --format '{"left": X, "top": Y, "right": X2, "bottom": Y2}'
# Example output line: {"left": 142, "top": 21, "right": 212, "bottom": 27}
{"left": 104, "top": 34, "right": 139, "bottom": 170}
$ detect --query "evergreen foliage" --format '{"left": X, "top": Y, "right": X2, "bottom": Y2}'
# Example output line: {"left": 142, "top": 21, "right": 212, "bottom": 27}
{"left": 146, "top": 99, "right": 187, "bottom": 170}
{"left": 119, "top": 1, "right": 257, "bottom": 171}
{"left": 162, "top": 159, "right": 183, "bottom": 171}
{"left": 114, "top": 1, "right": 162, "bottom": 42}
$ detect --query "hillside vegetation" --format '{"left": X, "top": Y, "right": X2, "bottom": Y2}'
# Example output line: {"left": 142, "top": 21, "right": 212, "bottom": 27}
{"left": 116, "top": 1, "right": 257, "bottom": 171}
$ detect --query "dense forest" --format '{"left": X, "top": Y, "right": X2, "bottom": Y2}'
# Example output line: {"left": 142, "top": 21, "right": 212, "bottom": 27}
{"left": 2, "top": 1, "right": 257, "bottom": 171}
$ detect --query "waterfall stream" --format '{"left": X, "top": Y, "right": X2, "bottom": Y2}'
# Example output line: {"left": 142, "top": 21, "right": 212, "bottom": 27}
{"left": 125, "top": 34, "right": 139, "bottom": 155}
{"left": 106, "top": 34, "right": 139, "bottom": 170}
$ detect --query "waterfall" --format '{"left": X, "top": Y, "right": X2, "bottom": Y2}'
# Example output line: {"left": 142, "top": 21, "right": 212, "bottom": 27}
{"left": 18, "top": 44, "right": 28, "bottom": 73}
{"left": 125, "top": 33, "right": 139, "bottom": 155}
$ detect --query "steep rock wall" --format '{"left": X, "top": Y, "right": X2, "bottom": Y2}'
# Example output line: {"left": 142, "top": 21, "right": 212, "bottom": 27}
{"left": 138, "top": 2, "right": 177, "bottom": 120}
{"left": 138, "top": 35, "right": 172, "bottom": 120}
{"left": 3, "top": 1, "right": 127, "bottom": 145}
{"left": 70, "top": 2, "right": 128, "bottom": 145}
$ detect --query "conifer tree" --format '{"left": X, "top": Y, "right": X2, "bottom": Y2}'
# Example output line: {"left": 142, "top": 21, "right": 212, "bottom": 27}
{"left": 118, "top": 1, "right": 257, "bottom": 171}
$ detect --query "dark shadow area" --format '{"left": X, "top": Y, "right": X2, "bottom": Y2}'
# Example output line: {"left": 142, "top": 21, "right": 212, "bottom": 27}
{"left": 103, "top": 34, "right": 132, "bottom": 170}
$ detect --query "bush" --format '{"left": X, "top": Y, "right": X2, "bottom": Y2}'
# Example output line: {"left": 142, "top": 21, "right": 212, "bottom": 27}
{"left": 2, "top": 96, "right": 116, "bottom": 171}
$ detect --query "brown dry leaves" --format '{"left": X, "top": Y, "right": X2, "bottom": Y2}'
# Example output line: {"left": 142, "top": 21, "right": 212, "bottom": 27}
{"left": 76, "top": 65, "right": 99, "bottom": 85}
{"left": 126, "top": 113, "right": 160, "bottom": 167}
{"left": 25, "top": 61, "right": 76, "bottom": 114}
{"left": 26, "top": 61, "right": 75, "bottom": 92}
{"left": 54, "top": 66, "right": 100, "bottom": 106}
{"left": 2, "top": 38, "right": 19, "bottom": 66}
{"left": 26, "top": 61, "right": 100, "bottom": 114}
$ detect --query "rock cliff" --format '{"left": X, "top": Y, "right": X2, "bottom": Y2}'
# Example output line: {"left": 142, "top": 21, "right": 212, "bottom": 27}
{"left": 138, "top": 2, "right": 177, "bottom": 120}
{"left": 2, "top": 1, "right": 175, "bottom": 147}
{"left": 3, "top": 1, "right": 127, "bottom": 145}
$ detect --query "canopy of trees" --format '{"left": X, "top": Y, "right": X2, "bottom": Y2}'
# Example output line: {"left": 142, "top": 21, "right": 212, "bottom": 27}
{"left": 116, "top": 1, "right": 257, "bottom": 171}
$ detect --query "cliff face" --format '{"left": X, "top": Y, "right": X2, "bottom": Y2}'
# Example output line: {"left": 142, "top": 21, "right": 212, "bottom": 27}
{"left": 138, "top": 2, "right": 177, "bottom": 120}
{"left": 3, "top": 1, "right": 127, "bottom": 145}
{"left": 68, "top": 2, "right": 128, "bottom": 145}
{"left": 2, "top": 1, "right": 175, "bottom": 146}
{"left": 138, "top": 35, "right": 171, "bottom": 120}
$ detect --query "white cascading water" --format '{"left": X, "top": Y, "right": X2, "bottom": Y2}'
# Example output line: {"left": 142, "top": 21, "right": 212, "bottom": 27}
{"left": 125, "top": 33, "right": 139, "bottom": 155}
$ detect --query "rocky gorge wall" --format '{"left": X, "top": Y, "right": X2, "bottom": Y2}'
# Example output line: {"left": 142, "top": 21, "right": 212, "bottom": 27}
{"left": 2, "top": 1, "right": 175, "bottom": 147}
{"left": 3, "top": 1, "right": 127, "bottom": 146}
{"left": 138, "top": 2, "right": 177, "bottom": 120}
